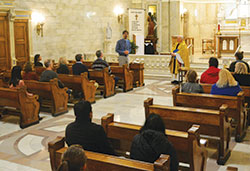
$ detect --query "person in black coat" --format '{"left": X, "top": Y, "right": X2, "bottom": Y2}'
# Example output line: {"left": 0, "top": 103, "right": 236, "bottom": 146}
{"left": 130, "top": 113, "right": 178, "bottom": 171}
{"left": 34, "top": 54, "right": 43, "bottom": 67}
{"left": 229, "top": 51, "right": 250, "bottom": 73}
{"left": 233, "top": 62, "right": 250, "bottom": 86}
{"left": 57, "top": 57, "right": 69, "bottom": 74}
{"left": 72, "top": 54, "right": 89, "bottom": 76}
{"left": 65, "top": 100, "right": 115, "bottom": 155}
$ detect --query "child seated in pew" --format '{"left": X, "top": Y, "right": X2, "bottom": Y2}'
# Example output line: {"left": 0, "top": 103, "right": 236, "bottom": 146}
{"left": 22, "top": 61, "right": 39, "bottom": 81}
{"left": 211, "top": 69, "right": 242, "bottom": 96}
{"left": 181, "top": 69, "right": 204, "bottom": 93}
{"left": 65, "top": 100, "right": 115, "bottom": 156}
{"left": 57, "top": 145, "right": 87, "bottom": 171}
{"left": 130, "top": 113, "right": 178, "bottom": 171}
{"left": 233, "top": 62, "right": 250, "bottom": 86}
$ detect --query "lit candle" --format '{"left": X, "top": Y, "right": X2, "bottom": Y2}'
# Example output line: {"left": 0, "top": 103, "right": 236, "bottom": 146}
{"left": 218, "top": 24, "right": 221, "bottom": 32}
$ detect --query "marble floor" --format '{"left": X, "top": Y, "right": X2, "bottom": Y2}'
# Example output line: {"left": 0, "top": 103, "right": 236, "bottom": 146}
{"left": 0, "top": 77, "right": 250, "bottom": 171}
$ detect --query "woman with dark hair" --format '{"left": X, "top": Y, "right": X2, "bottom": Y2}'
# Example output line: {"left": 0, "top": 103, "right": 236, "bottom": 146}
{"left": 23, "top": 61, "right": 39, "bottom": 80}
{"left": 9, "top": 66, "right": 24, "bottom": 89}
{"left": 34, "top": 54, "right": 43, "bottom": 67}
{"left": 130, "top": 113, "right": 178, "bottom": 171}
{"left": 229, "top": 51, "right": 250, "bottom": 73}
{"left": 57, "top": 145, "right": 87, "bottom": 171}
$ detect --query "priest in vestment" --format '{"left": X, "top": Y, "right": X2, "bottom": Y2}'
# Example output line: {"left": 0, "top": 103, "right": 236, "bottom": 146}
{"left": 169, "top": 36, "right": 189, "bottom": 84}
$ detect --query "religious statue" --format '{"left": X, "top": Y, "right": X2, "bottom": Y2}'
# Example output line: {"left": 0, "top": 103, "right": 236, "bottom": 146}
{"left": 147, "top": 12, "right": 155, "bottom": 37}
{"left": 106, "top": 22, "right": 112, "bottom": 40}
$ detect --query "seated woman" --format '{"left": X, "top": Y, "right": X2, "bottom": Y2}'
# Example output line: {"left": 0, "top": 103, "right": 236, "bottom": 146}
{"left": 229, "top": 51, "right": 250, "bottom": 73}
{"left": 34, "top": 54, "right": 43, "bottom": 67}
{"left": 22, "top": 61, "right": 39, "bottom": 80}
{"left": 130, "top": 113, "right": 178, "bottom": 171}
{"left": 181, "top": 69, "right": 204, "bottom": 93}
{"left": 9, "top": 66, "right": 32, "bottom": 96}
{"left": 211, "top": 69, "right": 242, "bottom": 96}
{"left": 233, "top": 62, "right": 250, "bottom": 86}
{"left": 57, "top": 57, "right": 70, "bottom": 74}
{"left": 57, "top": 145, "right": 87, "bottom": 171}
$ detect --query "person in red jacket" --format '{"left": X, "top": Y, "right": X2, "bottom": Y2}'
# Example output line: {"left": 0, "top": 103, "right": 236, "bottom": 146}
{"left": 200, "top": 57, "right": 220, "bottom": 84}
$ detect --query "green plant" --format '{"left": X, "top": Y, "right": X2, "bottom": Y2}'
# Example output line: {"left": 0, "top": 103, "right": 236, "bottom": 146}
{"left": 130, "top": 41, "right": 139, "bottom": 54}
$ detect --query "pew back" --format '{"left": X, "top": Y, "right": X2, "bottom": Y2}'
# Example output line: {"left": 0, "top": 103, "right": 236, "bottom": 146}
{"left": 101, "top": 113, "right": 208, "bottom": 171}
{"left": 48, "top": 136, "right": 170, "bottom": 171}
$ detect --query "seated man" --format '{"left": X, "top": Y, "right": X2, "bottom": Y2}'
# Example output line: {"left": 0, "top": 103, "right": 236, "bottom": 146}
{"left": 92, "top": 50, "right": 111, "bottom": 73}
{"left": 39, "top": 59, "right": 64, "bottom": 88}
{"left": 229, "top": 51, "right": 250, "bottom": 73}
{"left": 92, "top": 50, "right": 119, "bottom": 85}
{"left": 72, "top": 54, "right": 89, "bottom": 76}
{"left": 200, "top": 57, "right": 220, "bottom": 84}
{"left": 65, "top": 100, "right": 115, "bottom": 155}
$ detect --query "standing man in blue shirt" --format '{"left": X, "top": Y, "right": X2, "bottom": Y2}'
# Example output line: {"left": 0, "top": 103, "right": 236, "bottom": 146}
{"left": 115, "top": 30, "right": 131, "bottom": 66}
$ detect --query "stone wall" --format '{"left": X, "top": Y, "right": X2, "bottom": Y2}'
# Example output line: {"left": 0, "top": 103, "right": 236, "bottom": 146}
{"left": 15, "top": 0, "right": 133, "bottom": 61}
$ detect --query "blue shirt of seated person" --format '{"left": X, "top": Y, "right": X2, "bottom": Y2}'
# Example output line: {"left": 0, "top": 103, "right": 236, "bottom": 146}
{"left": 211, "top": 69, "right": 242, "bottom": 96}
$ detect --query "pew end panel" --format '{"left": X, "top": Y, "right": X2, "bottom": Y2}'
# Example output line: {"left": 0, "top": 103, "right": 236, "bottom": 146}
{"left": 123, "top": 64, "right": 134, "bottom": 92}
{"left": 50, "top": 79, "right": 68, "bottom": 116}
{"left": 48, "top": 136, "right": 65, "bottom": 171}
{"left": 0, "top": 87, "right": 40, "bottom": 128}
{"left": 81, "top": 73, "right": 96, "bottom": 103}
{"left": 144, "top": 98, "right": 153, "bottom": 118}
{"left": 18, "top": 87, "right": 40, "bottom": 128}
{"left": 187, "top": 125, "right": 208, "bottom": 171}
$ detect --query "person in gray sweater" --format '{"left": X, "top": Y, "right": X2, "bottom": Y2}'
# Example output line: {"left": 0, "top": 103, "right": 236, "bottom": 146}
{"left": 181, "top": 69, "right": 204, "bottom": 93}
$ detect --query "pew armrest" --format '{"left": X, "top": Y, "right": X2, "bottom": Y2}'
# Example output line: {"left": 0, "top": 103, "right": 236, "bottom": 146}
{"left": 48, "top": 136, "right": 65, "bottom": 171}
{"left": 154, "top": 154, "right": 170, "bottom": 171}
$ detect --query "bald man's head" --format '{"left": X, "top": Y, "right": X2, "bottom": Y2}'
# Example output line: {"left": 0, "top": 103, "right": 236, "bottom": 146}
{"left": 177, "top": 35, "right": 184, "bottom": 43}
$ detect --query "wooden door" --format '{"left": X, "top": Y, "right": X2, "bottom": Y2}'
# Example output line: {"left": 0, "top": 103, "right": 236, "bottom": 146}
{"left": 14, "top": 19, "right": 29, "bottom": 67}
{"left": 0, "top": 13, "right": 11, "bottom": 70}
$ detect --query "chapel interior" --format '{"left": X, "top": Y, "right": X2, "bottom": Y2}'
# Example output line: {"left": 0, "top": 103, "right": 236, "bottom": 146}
{"left": 0, "top": 0, "right": 250, "bottom": 170}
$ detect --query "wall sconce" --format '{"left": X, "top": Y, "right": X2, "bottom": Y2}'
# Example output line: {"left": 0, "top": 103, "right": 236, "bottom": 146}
{"left": 32, "top": 12, "right": 45, "bottom": 37}
{"left": 114, "top": 6, "right": 124, "bottom": 24}
{"left": 180, "top": 8, "right": 187, "bottom": 20}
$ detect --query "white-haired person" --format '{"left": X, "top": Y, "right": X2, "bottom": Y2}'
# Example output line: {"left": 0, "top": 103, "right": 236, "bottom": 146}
{"left": 233, "top": 62, "right": 250, "bottom": 86}
{"left": 169, "top": 35, "right": 189, "bottom": 84}
{"left": 211, "top": 69, "right": 242, "bottom": 96}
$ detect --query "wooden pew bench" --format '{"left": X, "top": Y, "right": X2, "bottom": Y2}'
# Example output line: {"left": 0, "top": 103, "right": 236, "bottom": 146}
{"left": 48, "top": 137, "right": 170, "bottom": 171}
{"left": 82, "top": 62, "right": 134, "bottom": 92}
{"left": 201, "top": 83, "right": 250, "bottom": 125}
{"left": 102, "top": 113, "right": 208, "bottom": 171}
{"left": 0, "top": 87, "right": 40, "bottom": 128}
{"left": 172, "top": 86, "right": 248, "bottom": 142}
{"left": 89, "top": 68, "right": 115, "bottom": 98}
{"left": 110, "top": 64, "right": 134, "bottom": 92}
{"left": 144, "top": 98, "right": 231, "bottom": 165}
{"left": 24, "top": 79, "right": 68, "bottom": 116}
{"left": 109, "top": 62, "right": 145, "bottom": 87}
{"left": 58, "top": 73, "right": 96, "bottom": 103}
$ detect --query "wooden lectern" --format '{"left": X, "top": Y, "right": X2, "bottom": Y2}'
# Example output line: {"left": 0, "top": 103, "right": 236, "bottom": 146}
{"left": 217, "top": 35, "right": 239, "bottom": 58}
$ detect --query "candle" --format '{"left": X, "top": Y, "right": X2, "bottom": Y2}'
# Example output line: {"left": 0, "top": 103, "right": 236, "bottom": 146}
{"left": 218, "top": 24, "right": 221, "bottom": 32}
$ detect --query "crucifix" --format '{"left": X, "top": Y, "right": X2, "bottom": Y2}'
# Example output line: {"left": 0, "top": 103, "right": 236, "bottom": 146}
{"left": 135, "top": 14, "right": 138, "bottom": 20}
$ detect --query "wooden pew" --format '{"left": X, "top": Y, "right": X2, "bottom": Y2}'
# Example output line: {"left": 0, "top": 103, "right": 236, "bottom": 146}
{"left": 172, "top": 86, "right": 248, "bottom": 142}
{"left": 102, "top": 113, "right": 208, "bottom": 171}
{"left": 109, "top": 62, "right": 145, "bottom": 87}
{"left": 0, "top": 86, "right": 40, "bottom": 128}
{"left": 58, "top": 73, "right": 96, "bottom": 103}
{"left": 48, "top": 136, "right": 170, "bottom": 171}
{"left": 110, "top": 64, "right": 134, "bottom": 92}
{"left": 89, "top": 68, "right": 115, "bottom": 98}
{"left": 24, "top": 79, "right": 68, "bottom": 116}
{"left": 144, "top": 98, "right": 231, "bottom": 165}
